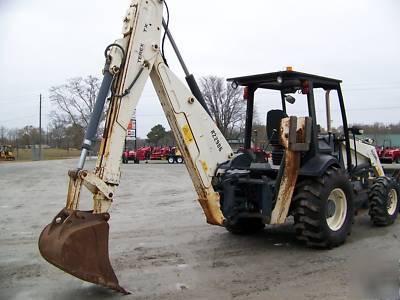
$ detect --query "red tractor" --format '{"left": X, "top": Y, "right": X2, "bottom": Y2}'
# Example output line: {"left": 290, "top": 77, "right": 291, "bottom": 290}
{"left": 378, "top": 147, "right": 400, "bottom": 164}
{"left": 150, "top": 147, "right": 169, "bottom": 160}
{"left": 237, "top": 147, "right": 270, "bottom": 162}
{"left": 122, "top": 146, "right": 184, "bottom": 164}
{"left": 122, "top": 146, "right": 152, "bottom": 164}
{"left": 122, "top": 149, "right": 138, "bottom": 164}
{"left": 377, "top": 140, "right": 400, "bottom": 164}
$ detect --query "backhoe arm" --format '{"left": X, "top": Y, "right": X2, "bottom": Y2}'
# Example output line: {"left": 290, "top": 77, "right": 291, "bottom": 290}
{"left": 66, "top": 0, "right": 233, "bottom": 222}
{"left": 39, "top": 0, "right": 233, "bottom": 292}
{"left": 90, "top": 0, "right": 233, "bottom": 223}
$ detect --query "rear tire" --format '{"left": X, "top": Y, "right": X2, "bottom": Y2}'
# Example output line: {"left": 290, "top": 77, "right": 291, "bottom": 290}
{"left": 167, "top": 157, "right": 175, "bottom": 164}
{"left": 368, "top": 177, "right": 399, "bottom": 226}
{"left": 225, "top": 218, "right": 265, "bottom": 235}
{"left": 292, "top": 167, "right": 354, "bottom": 248}
{"left": 176, "top": 156, "right": 184, "bottom": 164}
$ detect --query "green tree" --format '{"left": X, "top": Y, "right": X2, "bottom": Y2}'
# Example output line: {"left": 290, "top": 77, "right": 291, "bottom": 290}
{"left": 147, "top": 124, "right": 167, "bottom": 146}
{"left": 159, "top": 130, "right": 175, "bottom": 146}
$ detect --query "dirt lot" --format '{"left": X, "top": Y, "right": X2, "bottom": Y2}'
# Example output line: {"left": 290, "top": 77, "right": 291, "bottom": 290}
{"left": 0, "top": 159, "right": 399, "bottom": 300}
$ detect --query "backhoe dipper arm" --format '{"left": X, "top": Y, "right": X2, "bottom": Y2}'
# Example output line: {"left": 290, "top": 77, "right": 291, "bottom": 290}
{"left": 150, "top": 54, "right": 234, "bottom": 224}
{"left": 68, "top": 0, "right": 233, "bottom": 224}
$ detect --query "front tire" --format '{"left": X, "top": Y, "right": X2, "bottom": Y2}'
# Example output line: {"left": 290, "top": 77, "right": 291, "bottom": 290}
{"left": 292, "top": 167, "right": 354, "bottom": 248}
{"left": 176, "top": 156, "right": 184, "bottom": 164}
{"left": 368, "top": 177, "right": 399, "bottom": 226}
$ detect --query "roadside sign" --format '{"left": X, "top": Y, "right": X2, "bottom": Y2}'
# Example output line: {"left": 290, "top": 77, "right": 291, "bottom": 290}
{"left": 126, "top": 109, "right": 136, "bottom": 141}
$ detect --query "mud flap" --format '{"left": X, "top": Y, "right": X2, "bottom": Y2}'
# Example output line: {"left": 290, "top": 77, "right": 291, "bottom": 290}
{"left": 38, "top": 208, "right": 128, "bottom": 294}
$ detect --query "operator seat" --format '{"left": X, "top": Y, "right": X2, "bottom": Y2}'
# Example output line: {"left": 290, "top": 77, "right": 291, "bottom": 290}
{"left": 267, "top": 109, "right": 288, "bottom": 165}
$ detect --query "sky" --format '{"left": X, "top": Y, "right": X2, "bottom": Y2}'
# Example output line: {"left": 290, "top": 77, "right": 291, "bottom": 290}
{"left": 0, "top": 0, "right": 399, "bottom": 137}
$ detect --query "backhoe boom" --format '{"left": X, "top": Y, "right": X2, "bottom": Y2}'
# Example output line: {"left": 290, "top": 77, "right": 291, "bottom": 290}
{"left": 39, "top": 0, "right": 233, "bottom": 292}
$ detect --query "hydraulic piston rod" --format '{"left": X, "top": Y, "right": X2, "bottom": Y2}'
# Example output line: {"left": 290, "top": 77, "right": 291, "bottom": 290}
{"left": 77, "top": 69, "right": 113, "bottom": 169}
{"left": 162, "top": 19, "right": 211, "bottom": 117}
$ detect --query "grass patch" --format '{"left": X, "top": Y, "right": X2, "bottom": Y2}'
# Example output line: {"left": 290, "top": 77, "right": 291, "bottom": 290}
{"left": 13, "top": 148, "right": 81, "bottom": 161}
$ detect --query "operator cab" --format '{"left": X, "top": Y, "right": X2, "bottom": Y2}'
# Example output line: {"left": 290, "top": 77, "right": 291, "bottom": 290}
{"left": 227, "top": 69, "right": 353, "bottom": 172}
{"left": 214, "top": 69, "right": 357, "bottom": 229}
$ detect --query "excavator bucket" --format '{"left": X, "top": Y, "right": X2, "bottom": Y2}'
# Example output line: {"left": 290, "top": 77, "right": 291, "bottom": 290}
{"left": 38, "top": 208, "right": 128, "bottom": 294}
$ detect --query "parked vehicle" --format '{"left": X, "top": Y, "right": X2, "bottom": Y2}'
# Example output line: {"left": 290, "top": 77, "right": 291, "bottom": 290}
{"left": 237, "top": 147, "right": 270, "bottom": 162}
{"left": 122, "top": 149, "right": 139, "bottom": 164}
{"left": 122, "top": 146, "right": 184, "bottom": 164}
{"left": 0, "top": 145, "right": 15, "bottom": 161}
{"left": 376, "top": 140, "right": 400, "bottom": 163}
{"left": 150, "top": 147, "right": 170, "bottom": 160}
{"left": 166, "top": 147, "right": 184, "bottom": 164}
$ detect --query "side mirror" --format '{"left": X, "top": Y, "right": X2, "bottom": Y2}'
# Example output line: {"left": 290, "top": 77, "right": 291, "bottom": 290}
{"left": 284, "top": 95, "right": 296, "bottom": 104}
{"left": 348, "top": 127, "right": 364, "bottom": 135}
{"left": 363, "top": 138, "right": 375, "bottom": 145}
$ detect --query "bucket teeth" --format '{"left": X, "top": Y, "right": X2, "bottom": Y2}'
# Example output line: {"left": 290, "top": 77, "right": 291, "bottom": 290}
{"left": 38, "top": 208, "right": 129, "bottom": 294}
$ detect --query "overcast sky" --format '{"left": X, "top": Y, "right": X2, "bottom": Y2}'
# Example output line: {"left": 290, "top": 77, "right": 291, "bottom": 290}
{"left": 1, "top": 0, "right": 399, "bottom": 137}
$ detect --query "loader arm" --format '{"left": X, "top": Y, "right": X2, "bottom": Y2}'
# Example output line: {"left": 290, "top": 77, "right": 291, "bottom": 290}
{"left": 39, "top": 0, "right": 233, "bottom": 292}
{"left": 342, "top": 139, "right": 385, "bottom": 177}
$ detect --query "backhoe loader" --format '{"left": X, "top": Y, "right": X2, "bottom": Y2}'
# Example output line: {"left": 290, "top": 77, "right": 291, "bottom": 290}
{"left": 39, "top": 0, "right": 400, "bottom": 293}
{"left": 0, "top": 145, "right": 15, "bottom": 161}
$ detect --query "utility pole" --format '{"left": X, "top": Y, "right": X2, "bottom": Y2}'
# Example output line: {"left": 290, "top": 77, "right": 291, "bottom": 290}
{"left": 39, "top": 94, "right": 42, "bottom": 160}
{"left": 134, "top": 117, "right": 137, "bottom": 151}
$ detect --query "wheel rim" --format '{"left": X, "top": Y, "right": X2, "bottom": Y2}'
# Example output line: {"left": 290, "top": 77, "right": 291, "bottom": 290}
{"left": 168, "top": 158, "right": 174, "bottom": 163}
{"left": 326, "top": 188, "right": 347, "bottom": 231}
{"left": 387, "top": 188, "right": 398, "bottom": 216}
{"left": 177, "top": 158, "right": 183, "bottom": 163}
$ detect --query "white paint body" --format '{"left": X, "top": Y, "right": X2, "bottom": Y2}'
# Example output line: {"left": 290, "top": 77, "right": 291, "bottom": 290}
{"left": 71, "top": 0, "right": 385, "bottom": 225}
{"left": 341, "top": 138, "right": 384, "bottom": 176}
{"left": 83, "top": 0, "right": 232, "bottom": 223}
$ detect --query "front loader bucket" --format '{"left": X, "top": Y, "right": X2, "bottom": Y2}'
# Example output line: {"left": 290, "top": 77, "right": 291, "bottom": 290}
{"left": 38, "top": 208, "right": 128, "bottom": 294}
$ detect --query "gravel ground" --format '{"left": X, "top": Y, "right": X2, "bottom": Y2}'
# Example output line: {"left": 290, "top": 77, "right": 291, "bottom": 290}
{"left": 0, "top": 159, "right": 399, "bottom": 300}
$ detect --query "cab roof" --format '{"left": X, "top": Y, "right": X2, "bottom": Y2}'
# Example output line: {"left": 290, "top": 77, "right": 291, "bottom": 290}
{"left": 227, "top": 71, "right": 342, "bottom": 92}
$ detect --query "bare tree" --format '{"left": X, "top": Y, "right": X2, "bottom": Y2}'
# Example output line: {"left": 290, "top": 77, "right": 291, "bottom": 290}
{"left": 49, "top": 76, "right": 100, "bottom": 128}
{"left": 16, "top": 125, "right": 40, "bottom": 147}
{"left": 200, "top": 76, "right": 246, "bottom": 138}
{"left": 47, "top": 113, "right": 68, "bottom": 148}
{"left": 6, "top": 128, "right": 18, "bottom": 146}
{"left": 0, "top": 126, "right": 6, "bottom": 144}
